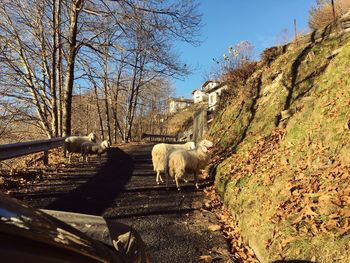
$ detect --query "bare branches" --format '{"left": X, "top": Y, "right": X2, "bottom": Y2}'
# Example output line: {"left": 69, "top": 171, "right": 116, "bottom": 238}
{"left": 309, "top": 0, "right": 350, "bottom": 30}
{"left": 0, "top": 0, "right": 201, "bottom": 141}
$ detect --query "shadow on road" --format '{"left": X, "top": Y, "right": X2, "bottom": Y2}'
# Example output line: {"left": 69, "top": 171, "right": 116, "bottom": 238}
{"left": 46, "top": 147, "right": 134, "bottom": 215}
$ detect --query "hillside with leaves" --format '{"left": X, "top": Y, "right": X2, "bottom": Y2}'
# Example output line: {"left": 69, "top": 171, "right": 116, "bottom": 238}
{"left": 208, "top": 14, "right": 350, "bottom": 263}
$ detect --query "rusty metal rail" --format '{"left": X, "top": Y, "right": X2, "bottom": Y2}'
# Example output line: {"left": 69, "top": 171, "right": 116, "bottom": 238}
{"left": 0, "top": 138, "right": 65, "bottom": 164}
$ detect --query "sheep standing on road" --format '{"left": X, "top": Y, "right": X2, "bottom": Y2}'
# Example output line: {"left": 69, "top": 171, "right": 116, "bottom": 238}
{"left": 81, "top": 140, "right": 110, "bottom": 163}
{"left": 151, "top": 141, "right": 195, "bottom": 185}
{"left": 64, "top": 132, "right": 97, "bottom": 163}
{"left": 166, "top": 139, "right": 213, "bottom": 190}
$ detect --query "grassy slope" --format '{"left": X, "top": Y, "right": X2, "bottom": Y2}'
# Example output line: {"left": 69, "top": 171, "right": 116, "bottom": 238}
{"left": 209, "top": 28, "right": 350, "bottom": 262}
{"left": 164, "top": 103, "right": 206, "bottom": 135}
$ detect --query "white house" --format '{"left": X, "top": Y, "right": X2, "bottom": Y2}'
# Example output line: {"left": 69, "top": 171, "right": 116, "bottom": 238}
{"left": 202, "top": 81, "right": 228, "bottom": 111}
{"left": 202, "top": 80, "right": 220, "bottom": 92}
{"left": 192, "top": 89, "right": 207, "bottom": 104}
{"left": 168, "top": 97, "right": 193, "bottom": 114}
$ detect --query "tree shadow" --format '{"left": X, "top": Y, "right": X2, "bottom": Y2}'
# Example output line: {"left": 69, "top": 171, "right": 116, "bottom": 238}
{"left": 46, "top": 147, "right": 134, "bottom": 215}
{"left": 232, "top": 73, "right": 263, "bottom": 151}
{"left": 283, "top": 43, "right": 314, "bottom": 109}
{"left": 276, "top": 26, "right": 340, "bottom": 127}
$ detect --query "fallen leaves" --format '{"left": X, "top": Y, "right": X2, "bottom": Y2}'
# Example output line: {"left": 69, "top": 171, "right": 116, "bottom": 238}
{"left": 229, "top": 129, "right": 286, "bottom": 186}
{"left": 210, "top": 123, "right": 350, "bottom": 260}
{"left": 204, "top": 186, "right": 259, "bottom": 263}
{"left": 273, "top": 157, "right": 350, "bottom": 238}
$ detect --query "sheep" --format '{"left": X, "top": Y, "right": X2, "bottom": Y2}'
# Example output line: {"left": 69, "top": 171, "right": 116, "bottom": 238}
{"left": 81, "top": 140, "right": 110, "bottom": 163}
{"left": 166, "top": 139, "right": 213, "bottom": 190}
{"left": 151, "top": 141, "right": 195, "bottom": 185}
{"left": 64, "top": 132, "right": 97, "bottom": 163}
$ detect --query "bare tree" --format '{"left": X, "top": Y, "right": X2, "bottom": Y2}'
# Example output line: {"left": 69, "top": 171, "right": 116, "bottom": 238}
{"left": 133, "top": 78, "right": 173, "bottom": 139}
{"left": 77, "top": 0, "right": 201, "bottom": 142}
{"left": 309, "top": 0, "right": 350, "bottom": 30}
{"left": 0, "top": 0, "right": 55, "bottom": 137}
{"left": 0, "top": 0, "right": 201, "bottom": 140}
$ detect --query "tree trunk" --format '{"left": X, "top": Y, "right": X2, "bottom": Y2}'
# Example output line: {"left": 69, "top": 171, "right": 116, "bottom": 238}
{"left": 94, "top": 84, "right": 105, "bottom": 140}
{"left": 62, "top": 0, "right": 82, "bottom": 136}
{"left": 50, "top": 0, "right": 58, "bottom": 137}
{"left": 126, "top": 52, "right": 145, "bottom": 142}
{"left": 110, "top": 63, "right": 125, "bottom": 143}
{"left": 56, "top": 0, "right": 63, "bottom": 136}
{"left": 103, "top": 47, "right": 111, "bottom": 143}
{"left": 124, "top": 52, "right": 139, "bottom": 142}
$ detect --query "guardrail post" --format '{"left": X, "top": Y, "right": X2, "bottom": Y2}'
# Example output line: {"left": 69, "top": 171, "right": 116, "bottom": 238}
{"left": 43, "top": 150, "right": 49, "bottom": 165}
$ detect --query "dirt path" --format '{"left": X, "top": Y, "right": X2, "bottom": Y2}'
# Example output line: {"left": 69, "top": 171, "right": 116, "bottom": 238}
{"left": 9, "top": 143, "right": 233, "bottom": 262}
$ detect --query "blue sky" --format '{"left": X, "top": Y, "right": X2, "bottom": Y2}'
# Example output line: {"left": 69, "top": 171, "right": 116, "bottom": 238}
{"left": 173, "top": 0, "right": 316, "bottom": 98}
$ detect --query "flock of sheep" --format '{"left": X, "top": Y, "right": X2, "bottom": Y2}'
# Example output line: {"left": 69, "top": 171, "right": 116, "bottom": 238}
{"left": 64, "top": 132, "right": 110, "bottom": 163}
{"left": 64, "top": 132, "right": 214, "bottom": 190}
{"left": 151, "top": 139, "right": 214, "bottom": 190}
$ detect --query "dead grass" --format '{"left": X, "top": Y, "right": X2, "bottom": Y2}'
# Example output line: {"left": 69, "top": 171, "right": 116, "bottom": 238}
{"left": 164, "top": 103, "right": 204, "bottom": 135}
{"left": 0, "top": 147, "right": 67, "bottom": 194}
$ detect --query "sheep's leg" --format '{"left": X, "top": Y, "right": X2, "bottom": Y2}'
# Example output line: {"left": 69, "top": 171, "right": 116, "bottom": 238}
{"left": 194, "top": 171, "right": 199, "bottom": 189}
{"left": 156, "top": 171, "right": 162, "bottom": 185}
{"left": 159, "top": 173, "right": 164, "bottom": 183}
{"left": 155, "top": 171, "right": 159, "bottom": 184}
{"left": 175, "top": 173, "right": 181, "bottom": 191}
{"left": 165, "top": 157, "right": 173, "bottom": 190}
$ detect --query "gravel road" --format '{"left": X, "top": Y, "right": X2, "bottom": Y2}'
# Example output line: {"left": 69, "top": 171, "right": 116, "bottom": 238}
{"left": 10, "top": 143, "right": 233, "bottom": 263}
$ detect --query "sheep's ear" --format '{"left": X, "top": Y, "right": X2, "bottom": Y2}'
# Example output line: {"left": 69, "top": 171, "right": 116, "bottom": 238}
{"left": 200, "top": 144, "right": 208, "bottom": 153}
{"left": 203, "top": 140, "right": 213, "bottom": 148}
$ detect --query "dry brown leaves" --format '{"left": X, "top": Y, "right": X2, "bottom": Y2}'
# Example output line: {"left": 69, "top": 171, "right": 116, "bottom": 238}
{"left": 226, "top": 128, "right": 286, "bottom": 185}
{"left": 212, "top": 126, "right": 350, "bottom": 257}
{"left": 0, "top": 147, "right": 67, "bottom": 193}
{"left": 204, "top": 186, "right": 260, "bottom": 263}
{"left": 272, "top": 157, "right": 350, "bottom": 238}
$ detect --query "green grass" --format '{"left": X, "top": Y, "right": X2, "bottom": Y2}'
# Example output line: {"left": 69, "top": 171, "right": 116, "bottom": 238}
{"left": 210, "top": 29, "right": 350, "bottom": 262}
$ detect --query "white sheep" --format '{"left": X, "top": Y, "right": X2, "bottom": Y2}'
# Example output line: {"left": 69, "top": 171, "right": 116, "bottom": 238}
{"left": 81, "top": 140, "right": 110, "bottom": 163}
{"left": 151, "top": 141, "right": 195, "bottom": 185}
{"left": 64, "top": 132, "right": 97, "bottom": 163}
{"left": 166, "top": 139, "right": 213, "bottom": 190}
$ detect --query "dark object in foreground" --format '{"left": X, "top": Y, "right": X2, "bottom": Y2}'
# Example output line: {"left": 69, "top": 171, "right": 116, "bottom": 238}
{"left": 0, "top": 192, "right": 150, "bottom": 263}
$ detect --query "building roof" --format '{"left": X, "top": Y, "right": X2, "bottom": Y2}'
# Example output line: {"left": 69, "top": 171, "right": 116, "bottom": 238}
{"left": 191, "top": 88, "right": 205, "bottom": 95}
{"left": 169, "top": 97, "right": 193, "bottom": 103}
{"left": 201, "top": 80, "right": 219, "bottom": 89}
{"left": 204, "top": 82, "right": 228, "bottom": 94}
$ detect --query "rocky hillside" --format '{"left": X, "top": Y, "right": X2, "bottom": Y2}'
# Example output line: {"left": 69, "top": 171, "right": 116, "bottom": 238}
{"left": 209, "top": 13, "right": 350, "bottom": 263}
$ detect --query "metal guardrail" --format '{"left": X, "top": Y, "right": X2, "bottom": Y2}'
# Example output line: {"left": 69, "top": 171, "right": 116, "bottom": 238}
{"left": 0, "top": 138, "right": 65, "bottom": 164}
{"left": 141, "top": 133, "right": 178, "bottom": 142}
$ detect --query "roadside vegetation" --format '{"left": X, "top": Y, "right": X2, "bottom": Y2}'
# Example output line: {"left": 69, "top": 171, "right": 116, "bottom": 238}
{"left": 208, "top": 3, "right": 350, "bottom": 262}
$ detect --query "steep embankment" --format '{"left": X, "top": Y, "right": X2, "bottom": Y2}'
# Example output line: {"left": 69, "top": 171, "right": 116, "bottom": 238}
{"left": 209, "top": 16, "right": 350, "bottom": 263}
